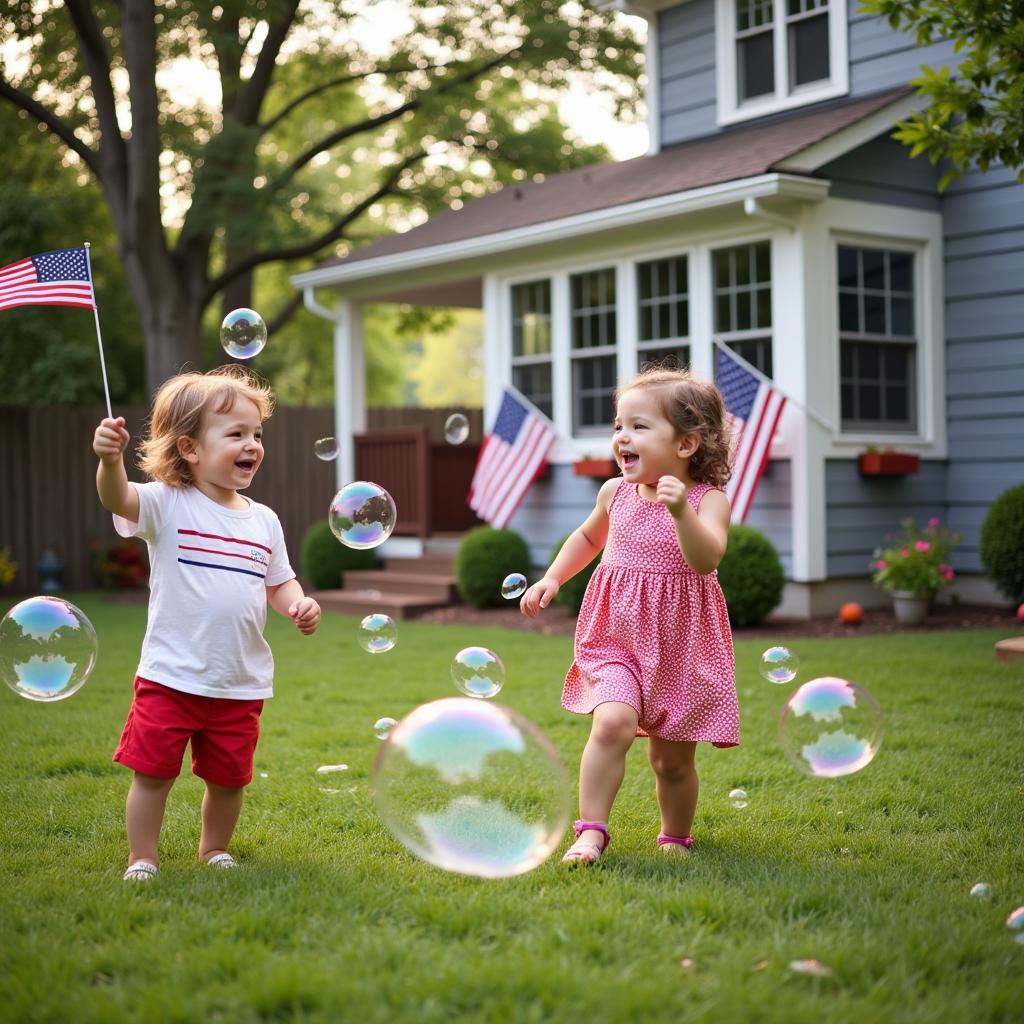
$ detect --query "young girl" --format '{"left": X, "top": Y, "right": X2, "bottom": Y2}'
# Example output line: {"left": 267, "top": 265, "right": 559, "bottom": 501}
{"left": 92, "top": 364, "right": 321, "bottom": 881}
{"left": 520, "top": 366, "right": 737, "bottom": 864}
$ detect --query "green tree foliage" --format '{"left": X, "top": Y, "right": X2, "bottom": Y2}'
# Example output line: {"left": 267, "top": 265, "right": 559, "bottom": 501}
{"left": 859, "top": 0, "right": 1024, "bottom": 189}
{"left": 1, "top": 1, "right": 643, "bottom": 396}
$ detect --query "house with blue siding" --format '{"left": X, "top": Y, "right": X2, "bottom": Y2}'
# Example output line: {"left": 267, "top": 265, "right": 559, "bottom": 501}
{"left": 292, "top": 0, "right": 1023, "bottom": 616}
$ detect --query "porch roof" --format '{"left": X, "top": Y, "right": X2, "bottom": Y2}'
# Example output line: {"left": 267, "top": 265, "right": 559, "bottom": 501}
{"left": 294, "top": 87, "right": 912, "bottom": 294}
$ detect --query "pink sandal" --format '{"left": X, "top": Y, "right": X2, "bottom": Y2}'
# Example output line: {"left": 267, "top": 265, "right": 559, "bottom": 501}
{"left": 562, "top": 820, "right": 610, "bottom": 866}
{"left": 657, "top": 832, "right": 694, "bottom": 852}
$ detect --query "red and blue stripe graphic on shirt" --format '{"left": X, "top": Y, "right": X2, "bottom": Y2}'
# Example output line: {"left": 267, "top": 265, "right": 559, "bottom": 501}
{"left": 177, "top": 529, "right": 270, "bottom": 579}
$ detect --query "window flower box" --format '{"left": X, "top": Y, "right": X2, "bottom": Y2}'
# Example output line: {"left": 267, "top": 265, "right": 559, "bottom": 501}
{"left": 573, "top": 458, "right": 617, "bottom": 478}
{"left": 858, "top": 451, "right": 919, "bottom": 476}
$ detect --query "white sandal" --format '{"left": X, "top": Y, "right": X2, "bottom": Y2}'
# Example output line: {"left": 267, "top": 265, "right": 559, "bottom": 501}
{"left": 123, "top": 861, "right": 158, "bottom": 881}
{"left": 205, "top": 852, "right": 238, "bottom": 869}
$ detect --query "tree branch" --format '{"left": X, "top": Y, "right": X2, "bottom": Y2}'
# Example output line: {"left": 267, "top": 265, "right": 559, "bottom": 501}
{"left": 274, "top": 47, "right": 519, "bottom": 189}
{"left": 235, "top": 0, "right": 301, "bottom": 124}
{"left": 265, "top": 291, "right": 304, "bottom": 335}
{"left": 203, "top": 152, "right": 424, "bottom": 302}
{"left": 0, "top": 76, "right": 101, "bottom": 178}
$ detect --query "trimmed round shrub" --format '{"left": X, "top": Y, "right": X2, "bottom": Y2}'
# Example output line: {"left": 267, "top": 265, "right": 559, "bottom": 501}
{"left": 300, "top": 519, "right": 380, "bottom": 590}
{"left": 717, "top": 524, "right": 785, "bottom": 627}
{"left": 551, "top": 533, "right": 603, "bottom": 614}
{"left": 456, "top": 526, "right": 532, "bottom": 608}
{"left": 979, "top": 482, "right": 1024, "bottom": 603}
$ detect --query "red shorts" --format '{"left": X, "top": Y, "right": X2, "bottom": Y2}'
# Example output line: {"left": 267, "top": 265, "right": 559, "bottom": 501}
{"left": 113, "top": 676, "right": 264, "bottom": 787}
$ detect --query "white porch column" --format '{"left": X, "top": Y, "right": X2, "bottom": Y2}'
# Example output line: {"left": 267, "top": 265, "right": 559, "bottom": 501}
{"left": 332, "top": 298, "right": 366, "bottom": 488}
{"left": 481, "top": 273, "right": 503, "bottom": 425}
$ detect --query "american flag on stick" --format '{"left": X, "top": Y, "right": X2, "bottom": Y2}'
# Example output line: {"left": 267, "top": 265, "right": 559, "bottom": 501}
{"left": 716, "top": 341, "right": 787, "bottom": 523}
{"left": 0, "top": 247, "right": 96, "bottom": 311}
{"left": 469, "top": 387, "right": 557, "bottom": 529}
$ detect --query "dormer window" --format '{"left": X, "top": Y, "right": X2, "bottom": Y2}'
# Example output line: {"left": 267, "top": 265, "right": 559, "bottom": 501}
{"left": 718, "top": 0, "right": 848, "bottom": 124}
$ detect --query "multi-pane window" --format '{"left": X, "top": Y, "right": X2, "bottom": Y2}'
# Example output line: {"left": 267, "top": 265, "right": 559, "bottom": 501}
{"left": 735, "top": 0, "right": 830, "bottom": 104}
{"left": 510, "top": 280, "right": 553, "bottom": 418}
{"left": 713, "top": 241, "right": 773, "bottom": 377}
{"left": 838, "top": 245, "right": 916, "bottom": 431}
{"left": 637, "top": 255, "right": 690, "bottom": 370}
{"left": 570, "top": 268, "right": 617, "bottom": 432}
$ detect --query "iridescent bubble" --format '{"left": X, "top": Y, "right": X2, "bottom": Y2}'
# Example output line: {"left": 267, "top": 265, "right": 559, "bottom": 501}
{"left": 0, "top": 596, "right": 98, "bottom": 702}
{"left": 760, "top": 646, "right": 799, "bottom": 684}
{"left": 374, "top": 717, "right": 397, "bottom": 740}
{"left": 969, "top": 882, "right": 991, "bottom": 898}
{"left": 501, "top": 573, "right": 527, "bottom": 600}
{"left": 314, "top": 437, "right": 339, "bottom": 461}
{"left": 452, "top": 646, "right": 505, "bottom": 699}
{"left": 444, "top": 413, "right": 469, "bottom": 445}
{"left": 1007, "top": 906, "right": 1024, "bottom": 944}
{"left": 316, "top": 763, "right": 348, "bottom": 793}
{"left": 729, "top": 787, "right": 749, "bottom": 809}
{"left": 220, "top": 307, "right": 267, "bottom": 359}
{"left": 329, "top": 481, "right": 397, "bottom": 550}
{"left": 779, "top": 677, "right": 883, "bottom": 778}
{"left": 371, "top": 697, "right": 570, "bottom": 877}
{"left": 787, "top": 960, "right": 833, "bottom": 978}
{"left": 358, "top": 613, "right": 397, "bottom": 654}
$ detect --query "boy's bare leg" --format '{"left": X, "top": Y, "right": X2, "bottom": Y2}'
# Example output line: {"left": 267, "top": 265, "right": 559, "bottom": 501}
{"left": 125, "top": 772, "right": 175, "bottom": 865}
{"left": 198, "top": 781, "right": 245, "bottom": 861}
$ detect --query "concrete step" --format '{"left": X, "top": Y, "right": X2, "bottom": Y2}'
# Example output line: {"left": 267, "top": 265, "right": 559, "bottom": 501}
{"left": 344, "top": 569, "right": 458, "bottom": 601}
{"left": 312, "top": 588, "right": 453, "bottom": 620}
{"left": 383, "top": 553, "right": 456, "bottom": 575}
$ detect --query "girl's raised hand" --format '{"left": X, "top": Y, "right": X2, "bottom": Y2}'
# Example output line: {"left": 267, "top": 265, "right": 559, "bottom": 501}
{"left": 520, "top": 576, "right": 560, "bottom": 619}
{"left": 655, "top": 475, "right": 688, "bottom": 519}
{"left": 93, "top": 417, "right": 130, "bottom": 463}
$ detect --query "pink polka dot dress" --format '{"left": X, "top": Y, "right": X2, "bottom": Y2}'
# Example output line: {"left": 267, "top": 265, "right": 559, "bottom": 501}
{"left": 562, "top": 479, "right": 739, "bottom": 747}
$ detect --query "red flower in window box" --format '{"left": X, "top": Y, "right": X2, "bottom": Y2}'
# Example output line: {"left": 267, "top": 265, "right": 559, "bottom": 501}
{"left": 858, "top": 449, "right": 919, "bottom": 476}
{"left": 573, "top": 458, "right": 618, "bottom": 478}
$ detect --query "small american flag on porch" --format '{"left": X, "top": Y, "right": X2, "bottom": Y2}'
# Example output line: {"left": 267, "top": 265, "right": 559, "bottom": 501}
{"left": 716, "top": 342, "right": 787, "bottom": 524}
{"left": 469, "top": 387, "right": 556, "bottom": 530}
{"left": 0, "top": 247, "right": 96, "bottom": 312}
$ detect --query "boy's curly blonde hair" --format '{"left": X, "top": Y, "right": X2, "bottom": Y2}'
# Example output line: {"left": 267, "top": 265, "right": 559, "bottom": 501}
{"left": 615, "top": 364, "right": 733, "bottom": 488}
{"left": 138, "top": 364, "right": 275, "bottom": 487}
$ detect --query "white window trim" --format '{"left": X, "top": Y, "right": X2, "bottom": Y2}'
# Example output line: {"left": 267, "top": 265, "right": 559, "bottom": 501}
{"left": 715, "top": 0, "right": 849, "bottom": 126}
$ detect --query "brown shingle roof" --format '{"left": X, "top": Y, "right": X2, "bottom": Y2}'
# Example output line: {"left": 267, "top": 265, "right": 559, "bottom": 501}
{"left": 319, "top": 87, "right": 911, "bottom": 270}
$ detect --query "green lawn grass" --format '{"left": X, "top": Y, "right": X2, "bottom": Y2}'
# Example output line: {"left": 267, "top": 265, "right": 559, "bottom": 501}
{"left": 1, "top": 592, "right": 1022, "bottom": 1023}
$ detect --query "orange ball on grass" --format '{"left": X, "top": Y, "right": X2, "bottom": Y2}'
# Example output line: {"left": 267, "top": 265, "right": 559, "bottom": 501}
{"left": 839, "top": 602, "right": 864, "bottom": 625}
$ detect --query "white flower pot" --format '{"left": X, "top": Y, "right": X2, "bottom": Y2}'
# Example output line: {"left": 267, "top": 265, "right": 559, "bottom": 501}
{"left": 891, "top": 590, "right": 931, "bottom": 626}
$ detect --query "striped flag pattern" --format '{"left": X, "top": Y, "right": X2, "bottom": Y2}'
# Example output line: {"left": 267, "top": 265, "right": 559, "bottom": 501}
{"left": 0, "top": 247, "right": 96, "bottom": 312}
{"left": 716, "top": 342, "right": 787, "bottom": 523}
{"left": 469, "top": 388, "right": 556, "bottom": 529}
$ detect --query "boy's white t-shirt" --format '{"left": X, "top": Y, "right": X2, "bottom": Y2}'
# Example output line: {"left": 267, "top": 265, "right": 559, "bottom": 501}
{"left": 113, "top": 481, "right": 295, "bottom": 700}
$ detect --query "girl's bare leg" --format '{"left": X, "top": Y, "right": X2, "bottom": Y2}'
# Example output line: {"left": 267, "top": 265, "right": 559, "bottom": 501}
{"left": 125, "top": 772, "right": 176, "bottom": 866}
{"left": 647, "top": 738, "right": 698, "bottom": 854}
{"left": 198, "top": 782, "right": 245, "bottom": 861}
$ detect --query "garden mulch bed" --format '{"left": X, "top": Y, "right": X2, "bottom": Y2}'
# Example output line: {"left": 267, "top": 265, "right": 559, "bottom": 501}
{"left": 415, "top": 601, "right": 1018, "bottom": 639}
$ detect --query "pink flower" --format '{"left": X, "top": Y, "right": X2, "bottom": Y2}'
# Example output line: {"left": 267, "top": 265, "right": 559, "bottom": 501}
{"left": 874, "top": 560, "right": 887, "bottom": 570}
{"left": 915, "top": 540, "right": 931, "bottom": 553}
{"left": 900, "top": 547, "right": 910, "bottom": 558}
{"left": 928, "top": 517, "right": 941, "bottom": 528}
{"left": 940, "top": 564, "right": 954, "bottom": 581}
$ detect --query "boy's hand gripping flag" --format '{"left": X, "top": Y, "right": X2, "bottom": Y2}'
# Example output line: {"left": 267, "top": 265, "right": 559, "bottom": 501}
{"left": 469, "top": 388, "right": 557, "bottom": 529}
{"left": 716, "top": 342, "right": 787, "bottom": 523}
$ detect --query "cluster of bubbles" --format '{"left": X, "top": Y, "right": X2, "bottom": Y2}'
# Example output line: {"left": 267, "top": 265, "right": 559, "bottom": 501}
{"left": 0, "top": 596, "right": 98, "bottom": 702}
{"left": 220, "top": 308, "right": 268, "bottom": 360}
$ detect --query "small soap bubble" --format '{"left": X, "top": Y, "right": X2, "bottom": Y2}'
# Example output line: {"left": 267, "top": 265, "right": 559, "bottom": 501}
{"left": 358, "top": 613, "right": 397, "bottom": 654}
{"left": 501, "top": 573, "right": 527, "bottom": 600}
{"left": 760, "top": 646, "right": 799, "bottom": 684}
{"left": 444, "top": 413, "right": 469, "bottom": 445}
{"left": 259, "top": 771, "right": 269, "bottom": 779}
{"left": 779, "top": 677, "right": 883, "bottom": 778}
{"left": 452, "top": 646, "right": 505, "bottom": 699}
{"left": 969, "top": 882, "right": 991, "bottom": 898}
{"left": 728, "top": 788, "right": 749, "bottom": 809}
{"left": 0, "top": 596, "right": 98, "bottom": 702}
{"left": 329, "top": 481, "right": 397, "bottom": 549}
{"left": 374, "top": 717, "right": 397, "bottom": 740}
{"left": 788, "top": 959, "right": 833, "bottom": 978}
{"left": 1007, "top": 906, "right": 1024, "bottom": 944}
{"left": 314, "top": 437, "right": 339, "bottom": 461}
{"left": 370, "top": 697, "right": 570, "bottom": 877}
{"left": 316, "top": 764, "right": 349, "bottom": 775}
{"left": 220, "top": 307, "right": 267, "bottom": 359}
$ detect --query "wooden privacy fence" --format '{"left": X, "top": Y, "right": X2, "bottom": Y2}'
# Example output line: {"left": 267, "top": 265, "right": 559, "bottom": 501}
{"left": 0, "top": 405, "right": 482, "bottom": 593}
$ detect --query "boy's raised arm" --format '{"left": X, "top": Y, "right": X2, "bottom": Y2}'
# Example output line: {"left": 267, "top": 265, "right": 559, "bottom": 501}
{"left": 93, "top": 416, "right": 140, "bottom": 523}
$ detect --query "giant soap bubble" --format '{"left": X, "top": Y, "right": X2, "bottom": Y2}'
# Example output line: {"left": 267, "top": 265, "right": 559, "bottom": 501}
{"left": 329, "top": 481, "right": 397, "bottom": 549}
{"left": 779, "top": 676, "right": 883, "bottom": 778}
{"left": 0, "top": 596, "right": 98, "bottom": 702}
{"left": 371, "top": 697, "right": 570, "bottom": 877}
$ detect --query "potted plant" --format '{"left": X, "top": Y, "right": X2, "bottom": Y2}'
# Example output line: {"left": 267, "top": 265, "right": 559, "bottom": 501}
{"left": 573, "top": 454, "right": 618, "bottom": 477}
{"left": 859, "top": 444, "right": 920, "bottom": 476}
{"left": 870, "top": 517, "right": 961, "bottom": 625}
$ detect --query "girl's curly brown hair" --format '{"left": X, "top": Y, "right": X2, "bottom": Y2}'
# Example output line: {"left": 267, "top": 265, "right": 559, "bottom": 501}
{"left": 614, "top": 364, "right": 733, "bottom": 488}
{"left": 138, "top": 364, "right": 275, "bottom": 487}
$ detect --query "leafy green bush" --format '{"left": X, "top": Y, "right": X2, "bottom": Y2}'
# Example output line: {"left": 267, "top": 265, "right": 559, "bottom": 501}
{"left": 300, "top": 520, "right": 380, "bottom": 590}
{"left": 979, "top": 482, "right": 1024, "bottom": 603}
{"left": 551, "top": 533, "right": 603, "bottom": 614}
{"left": 717, "top": 524, "right": 785, "bottom": 627}
{"left": 456, "top": 526, "right": 532, "bottom": 608}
